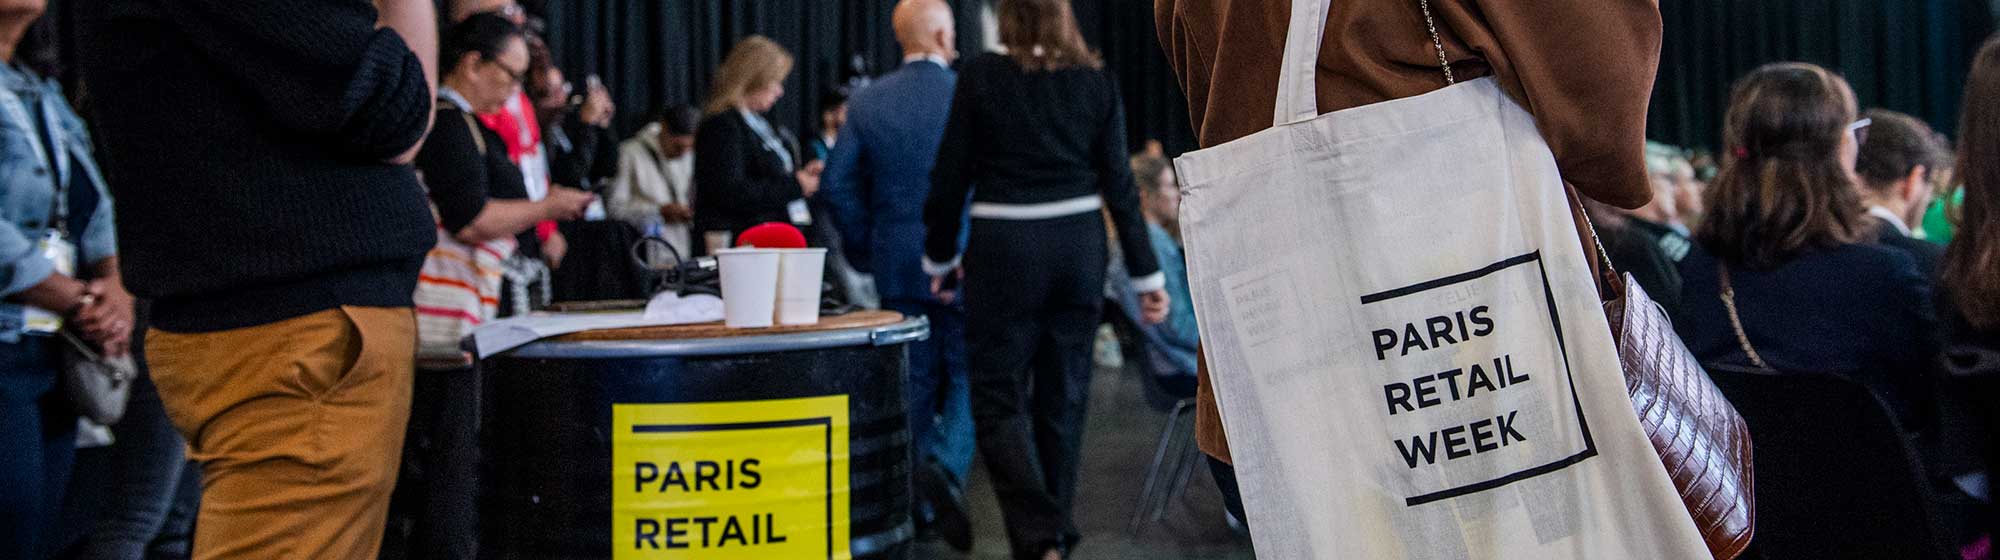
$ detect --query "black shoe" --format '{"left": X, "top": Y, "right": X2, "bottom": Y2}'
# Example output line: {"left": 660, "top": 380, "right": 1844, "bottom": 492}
{"left": 918, "top": 461, "right": 973, "bottom": 552}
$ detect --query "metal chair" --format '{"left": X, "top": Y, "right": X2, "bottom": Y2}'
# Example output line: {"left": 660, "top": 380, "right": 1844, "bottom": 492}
{"left": 1104, "top": 307, "right": 1203, "bottom": 533}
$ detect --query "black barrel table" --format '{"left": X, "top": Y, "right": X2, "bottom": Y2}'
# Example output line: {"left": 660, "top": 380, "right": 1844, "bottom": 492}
{"left": 478, "top": 310, "right": 926, "bottom": 560}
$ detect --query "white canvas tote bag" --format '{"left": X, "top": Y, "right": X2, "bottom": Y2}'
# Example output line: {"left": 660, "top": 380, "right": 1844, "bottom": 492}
{"left": 1170, "top": 0, "right": 1710, "bottom": 557}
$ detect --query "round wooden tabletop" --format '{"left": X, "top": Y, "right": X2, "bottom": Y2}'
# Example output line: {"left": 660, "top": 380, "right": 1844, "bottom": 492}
{"left": 552, "top": 309, "right": 907, "bottom": 342}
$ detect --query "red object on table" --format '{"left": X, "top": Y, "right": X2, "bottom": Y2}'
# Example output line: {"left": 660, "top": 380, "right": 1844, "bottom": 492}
{"left": 738, "top": 222, "right": 807, "bottom": 249}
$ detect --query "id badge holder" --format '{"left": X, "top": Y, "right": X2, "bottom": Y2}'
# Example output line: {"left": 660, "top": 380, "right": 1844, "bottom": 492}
{"left": 23, "top": 230, "right": 76, "bottom": 335}
{"left": 787, "top": 199, "right": 813, "bottom": 226}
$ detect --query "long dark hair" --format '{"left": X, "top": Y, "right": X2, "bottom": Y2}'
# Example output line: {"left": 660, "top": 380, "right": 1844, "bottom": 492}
{"left": 1699, "top": 62, "right": 1872, "bottom": 269}
{"left": 1947, "top": 38, "right": 2000, "bottom": 329}
{"left": 997, "top": 0, "right": 1100, "bottom": 71}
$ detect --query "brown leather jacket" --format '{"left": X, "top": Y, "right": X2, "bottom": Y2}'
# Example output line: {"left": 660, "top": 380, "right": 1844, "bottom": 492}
{"left": 1156, "top": 0, "right": 1663, "bottom": 463}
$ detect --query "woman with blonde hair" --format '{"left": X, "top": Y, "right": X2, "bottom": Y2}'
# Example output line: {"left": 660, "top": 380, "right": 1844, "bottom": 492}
{"left": 693, "top": 35, "right": 820, "bottom": 252}
{"left": 922, "top": 0, "right": 1168, "bottom": 557}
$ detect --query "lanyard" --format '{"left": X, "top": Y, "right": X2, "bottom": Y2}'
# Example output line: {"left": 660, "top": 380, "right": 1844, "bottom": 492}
{"left": 738, "top": 109, "right": 794, "bottom": 173}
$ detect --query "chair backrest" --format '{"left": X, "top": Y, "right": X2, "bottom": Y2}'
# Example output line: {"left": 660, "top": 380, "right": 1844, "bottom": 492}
{"left": 1704, "top": 364, "right": 1952, "bottom": 560}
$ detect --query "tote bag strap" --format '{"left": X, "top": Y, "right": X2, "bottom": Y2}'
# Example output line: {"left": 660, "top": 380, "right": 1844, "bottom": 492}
{"left": 1273, "top": 0, "right": 1456, "bottom": 126}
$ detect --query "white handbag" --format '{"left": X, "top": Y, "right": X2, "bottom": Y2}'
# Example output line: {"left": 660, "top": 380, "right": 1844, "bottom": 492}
{"left": 61, "top": 330, "right": 134, "bottom": 425}
{"left": 1169, "top": 0, "right": 1710, "bottom": 557}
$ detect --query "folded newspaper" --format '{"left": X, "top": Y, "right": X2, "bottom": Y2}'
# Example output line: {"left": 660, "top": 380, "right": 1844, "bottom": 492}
{"left": 468, "top": 293, "right": 725, "bottom": 358}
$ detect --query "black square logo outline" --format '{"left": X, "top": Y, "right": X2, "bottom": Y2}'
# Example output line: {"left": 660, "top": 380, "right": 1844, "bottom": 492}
{"left": 629, "top": 418, "right": 836, "bottom": 558}
{"left": 1357, "top": 250, "right": 1599, "bottom": 507}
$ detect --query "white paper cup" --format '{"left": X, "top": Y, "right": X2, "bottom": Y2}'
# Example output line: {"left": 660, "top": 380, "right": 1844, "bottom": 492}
{"left": 775, "top": 248, "right": 828, "bottom": 325}
{"left": 716, "top": 248, "right": 781, "bottom": 328}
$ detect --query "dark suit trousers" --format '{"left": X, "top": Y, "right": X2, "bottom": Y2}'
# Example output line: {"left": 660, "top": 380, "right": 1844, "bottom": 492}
{"left": 883, "top": 299, "right": 973, "bottom": 480}
{"left": 963, "top": 212, "right": 1104, "bottom": 559}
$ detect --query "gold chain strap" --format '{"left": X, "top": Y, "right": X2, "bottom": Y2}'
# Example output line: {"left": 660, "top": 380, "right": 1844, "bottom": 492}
{"left": 1575, "top": 204, "right": 1618, "bottom": 280}
{"left": 1717, "top": 263, "right": 1773, "bottom": 370}
{"left": 1417, "top": 0, "right": 1456, "bottom": 85}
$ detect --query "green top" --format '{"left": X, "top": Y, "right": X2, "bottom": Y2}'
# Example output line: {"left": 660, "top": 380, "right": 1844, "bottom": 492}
{"left": 1921, "top": 189, "right": 1963, "bottom": 244}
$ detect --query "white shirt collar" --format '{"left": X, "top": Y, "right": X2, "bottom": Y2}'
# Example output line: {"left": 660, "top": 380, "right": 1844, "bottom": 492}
{"left": 1867, "top": 205, "right": 1912, "bottom": 237}
{"left": 438, "top": 86, "right": 474, "bottom": 113}
{"left": 903, "top": 53, "right": 950, "bottom": 68}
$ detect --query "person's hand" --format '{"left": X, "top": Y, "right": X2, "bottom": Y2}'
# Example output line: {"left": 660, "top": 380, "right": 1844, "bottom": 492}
{"left": 929, "top": 267, "right": 964, "bottom": 305}
{"left": 543, "top": 230, "right": 569, "bottom": 270}
{"left": 658, "top": 203, "right": 695, "bottom": 224}
{"left": 19, "top": 274, "right": 87, "bottom": 318}
{"left": 1139, "top": 289, "right": 1170, "bottom": 325}
{"left": 581, "top": 80, "right": 615, "bottom": 127}
{"left": 796, "top": 161, "right": 824, "bottom": 198}
{"left": 75, "top": 278, "right": 135, "bottom": 357}
{"left": 542, "top": 186, "right": 596, "bottom": 221}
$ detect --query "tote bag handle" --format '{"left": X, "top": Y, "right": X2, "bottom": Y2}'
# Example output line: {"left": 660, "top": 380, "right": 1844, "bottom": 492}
{"left": 1273, "top": 0, "right": 1456, "bottom": 126}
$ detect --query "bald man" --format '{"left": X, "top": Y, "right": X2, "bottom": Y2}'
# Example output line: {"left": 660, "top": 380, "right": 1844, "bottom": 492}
{"left": 820, "top": 0, "right": 975, "bottom": 551}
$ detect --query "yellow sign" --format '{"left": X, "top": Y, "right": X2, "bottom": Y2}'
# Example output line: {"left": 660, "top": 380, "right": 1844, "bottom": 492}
{"left": 613, "top": 396, "right": 851, "bottom": 559}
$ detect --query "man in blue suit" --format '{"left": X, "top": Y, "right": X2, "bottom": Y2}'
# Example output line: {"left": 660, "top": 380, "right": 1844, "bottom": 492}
{"left": 821, "top": 0, "right": 976, "bottom": 551}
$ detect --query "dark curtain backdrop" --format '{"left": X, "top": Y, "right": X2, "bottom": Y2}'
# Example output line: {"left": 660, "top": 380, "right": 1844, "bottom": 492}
{"left": 34, "top": 1, "right": 1999, "bottom": 157}
{"left": 1650, "top": 0, "right": 1995, "bottom": 150}
{"left": 532, "top": 0, "right": 1194, "bottom": 156}
{"left": 527, "top": 0, "right": 1992, "bottom": 157}
{"left": 531, "top": 0, "right": 986, "bottom": 141}
{"left": 1073, "top": 0, "right": 1198, "bottom": 156}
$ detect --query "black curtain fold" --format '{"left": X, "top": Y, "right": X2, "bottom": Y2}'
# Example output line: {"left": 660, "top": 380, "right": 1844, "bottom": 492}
{"left": 1074, "top": 0, "right": 1199, "bottom": 157}
{"left": 1649, "top": 0, "right": 1993, "bottom": 150}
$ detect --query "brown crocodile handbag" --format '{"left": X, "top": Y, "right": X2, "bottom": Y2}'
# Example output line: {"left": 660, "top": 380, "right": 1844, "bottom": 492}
{"left": 1588, "top": 216, "right": 1756, "bottom": 560}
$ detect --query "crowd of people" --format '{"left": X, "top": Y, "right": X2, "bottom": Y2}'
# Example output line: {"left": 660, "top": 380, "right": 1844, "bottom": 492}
{"left": 1580, "top": 57, "right": 2000, "bottom": 555}
{"left": 2, "top": 0, "right": 1998, "bottom": 558}
{"left": 0, "top": 0, "right": 1169, "bottom": 559}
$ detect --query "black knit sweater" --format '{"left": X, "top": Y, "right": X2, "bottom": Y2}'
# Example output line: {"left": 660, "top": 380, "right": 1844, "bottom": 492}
{"left": 79, "top": 0, "right": 438, "bottom": 332}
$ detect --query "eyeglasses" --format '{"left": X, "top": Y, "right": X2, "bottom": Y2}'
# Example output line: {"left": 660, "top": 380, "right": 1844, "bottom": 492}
{"left": 1849, "top": 117, "right": 1872, "bottom": 146}
{"left": 489, "top": 59, "right": 528, "bottom": 86}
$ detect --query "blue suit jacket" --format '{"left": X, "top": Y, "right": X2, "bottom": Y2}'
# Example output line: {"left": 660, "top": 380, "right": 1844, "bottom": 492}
{"left": 823, "top": 60, "right": 963, "bottom": 303}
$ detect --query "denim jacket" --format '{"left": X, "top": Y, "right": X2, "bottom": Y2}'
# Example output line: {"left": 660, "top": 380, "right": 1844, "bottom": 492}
{"left": 0, "top": 64, "right": 116, "bottom": 343}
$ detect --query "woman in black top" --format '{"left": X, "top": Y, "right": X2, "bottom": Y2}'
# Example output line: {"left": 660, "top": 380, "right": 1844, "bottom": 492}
{"left": 390, "top": 16, "right": 591, "bottom": 558}
{"left": 922, "top": 1, "right": 1168, "bottom": 557}
{"left": 693, "top": 36, "right": 821, "bottom": 253}
{"left": 418, "top": 15, "right": 592, "bottom": 259}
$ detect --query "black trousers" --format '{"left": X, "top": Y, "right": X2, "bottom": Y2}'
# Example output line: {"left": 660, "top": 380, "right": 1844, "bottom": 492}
{"left": 963, "top": 212, "right": 1105, "bottom": 559}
